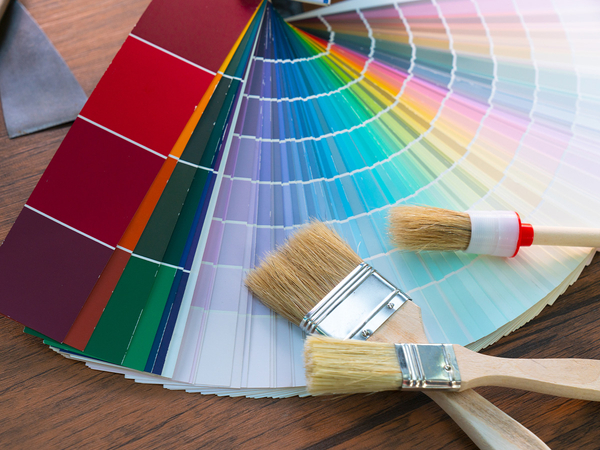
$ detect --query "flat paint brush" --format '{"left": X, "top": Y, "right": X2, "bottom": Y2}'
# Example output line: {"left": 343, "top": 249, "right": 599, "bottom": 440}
{"left": 305, "top": 335, "right": 600, "bottom": 401}
{"left": 388, "top": 205, "right": 600, "bottom": 257}
{"left": 246, "top": 221, "right": 550, "bottom": 450}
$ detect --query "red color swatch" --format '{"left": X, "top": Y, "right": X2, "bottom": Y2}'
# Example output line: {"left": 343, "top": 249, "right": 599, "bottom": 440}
{"left": 27, "top": 119, "right": 164, "bottom": 247}
{"left": 80, "top": 36, "right": 214, "bottom": 156}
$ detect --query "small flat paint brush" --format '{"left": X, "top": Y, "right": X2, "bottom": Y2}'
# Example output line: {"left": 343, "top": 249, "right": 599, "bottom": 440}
{"left": 246, "top": 221, "right": 550, "bottom": 450}
{"left": 305, "top": 335, "right": 600, "bottom": 401}
{"left": 388, "top": 205, "right": 600, "bottom": 257}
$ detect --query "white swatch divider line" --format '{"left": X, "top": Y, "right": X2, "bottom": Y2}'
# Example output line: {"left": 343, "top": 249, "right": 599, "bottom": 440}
{"left": 218, "top": 71, "right": 244, "bottom": 82}
{"left": 175, "top": 157, "right": 217, "bottom": 173}
{"left": 465, "top": 0, "right": 498, "bottom": 145}
{"left": 161, "top": 8, "right": 266, "bottom": 380}
{"left": 252, "top": 15, "right": 334, "bottom": 65}
{"left": 319, "top": 15, "right": 334, "bottom": 50}
{"left": 23, "top": 204, "right": 116, "bottom": 250}
{"left": 243, "top": 67, "right": 361, "bottom": 103}
{"left": 403, "top": 0, "right": 497, "bottom": 205}
{"left": 130, "top": 34, "right": 244, "bottom": 82}
{"left": 287, "top": 0, "right": 419, "bottom": 22}
{"left": 357, "top": 8, "right": 376, "bottom": 59}
{"left": 78, "top": 115, "right": 167, "bottom": 160}
{"left": 394, "top": 3, "right": 416, "bottom": 98}
{"left": 529, "top": 0, "right": 581, "bottom": 218}
{"left": 474, "top": 0, "right": 540, "bottom": 207}
{"left": 122, "top": 311, "right": 144, "bottom": 365}
{"left": 129, "top": 33, "right": 218, "bottom": 77}
{"left": 130, "top": 252, "right": 186, "bottom": 272}
{"left": 245, "top": 14, "right": 374, "bottom": 103}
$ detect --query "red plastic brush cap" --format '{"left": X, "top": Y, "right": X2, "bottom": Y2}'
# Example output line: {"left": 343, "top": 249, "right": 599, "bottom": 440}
{"left": 512, "top": 212, "right": 535, "bottom": 257}
{"left": 519, "top": 223, "right": 535, "bottom": 247}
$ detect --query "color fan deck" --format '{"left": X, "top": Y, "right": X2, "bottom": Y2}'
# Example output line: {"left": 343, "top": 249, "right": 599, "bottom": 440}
{"left": 0, "top": 0, "right": 599, "bottom": 397}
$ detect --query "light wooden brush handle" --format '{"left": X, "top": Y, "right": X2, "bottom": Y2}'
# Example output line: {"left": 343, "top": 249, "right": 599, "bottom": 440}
{"left": 371, "top": 302, "right": 549, "bottom": 450}
{"left": 426, "top": 390, "right": 549, "bottom": 450}
{"left": 457, "top": 346, "right": 600, "bottom": 401}
{"left": 532, "top": 226, "right": 600, "bottom": 248}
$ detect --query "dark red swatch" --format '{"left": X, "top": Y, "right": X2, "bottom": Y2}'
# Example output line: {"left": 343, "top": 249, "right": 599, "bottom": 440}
{"left": 132, "top": 0, "right": 256, "bottom": 72}
{"left": 80, "top": 36, "right": 214, "bottom": 156}
{"left": 27, "top": 119, "right": 164, "bottom": 247}
{"left": 0, "top": 208, "right": 114, "bottom": 341}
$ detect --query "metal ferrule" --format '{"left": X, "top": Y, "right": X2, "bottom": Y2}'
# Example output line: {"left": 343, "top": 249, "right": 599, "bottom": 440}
{"left": 300, "top": 262, "right": 411, "bottom": 340}
{"left": 395, "top": 343, "right": 461, "bottom": 390}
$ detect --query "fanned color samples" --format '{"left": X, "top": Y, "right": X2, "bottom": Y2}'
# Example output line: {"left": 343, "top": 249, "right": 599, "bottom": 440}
{"left": 1, "top": 0, "right": 599, "bottom": 397}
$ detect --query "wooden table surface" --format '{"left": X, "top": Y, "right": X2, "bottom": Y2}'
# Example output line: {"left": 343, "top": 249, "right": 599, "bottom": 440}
{"left": 1, "top": 1, "right": 599, "bottom": 448}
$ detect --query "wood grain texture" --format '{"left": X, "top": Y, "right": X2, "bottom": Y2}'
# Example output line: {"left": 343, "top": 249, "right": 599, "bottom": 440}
{"left": 456, "top": 346, "right": 600, "bottom": 401}
{"left": 1, "top": 1, "right": 600, "bottom": 449}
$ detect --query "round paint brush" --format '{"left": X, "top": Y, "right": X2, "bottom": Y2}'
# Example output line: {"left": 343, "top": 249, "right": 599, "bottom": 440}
{"left": 246, "top": 221, "right": 550, "bottom": 450}
{"left": 388, "top": 205, "right": 600, "bottom": 257}
{"left": 305, "top": 335, "right": 600, "bottom": 401}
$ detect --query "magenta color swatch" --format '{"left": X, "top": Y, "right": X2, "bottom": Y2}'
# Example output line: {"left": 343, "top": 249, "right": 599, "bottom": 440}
{"left": 27, "top": 118, "right": 164, "bottom": 247}
{"left": 80, "top": 36, "right": 214, "bottom": 156}
{"left": 0, "top": 208, "right": 114, "bottom": 341}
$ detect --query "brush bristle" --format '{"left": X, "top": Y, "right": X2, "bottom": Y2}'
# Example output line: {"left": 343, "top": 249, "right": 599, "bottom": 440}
{"left": 245, "top": 221, "right": 363, "bottom": 324}
{"left": 304, "top": 335, "right": 402, "bottom": 395}
{"left": 388, "top": 206, "right": 471, "bottom": 252}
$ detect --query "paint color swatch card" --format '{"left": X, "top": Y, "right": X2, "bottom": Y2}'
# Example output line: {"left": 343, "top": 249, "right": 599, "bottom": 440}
{"left": 1, "top": 0, "right": 600, "bottom": 397}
